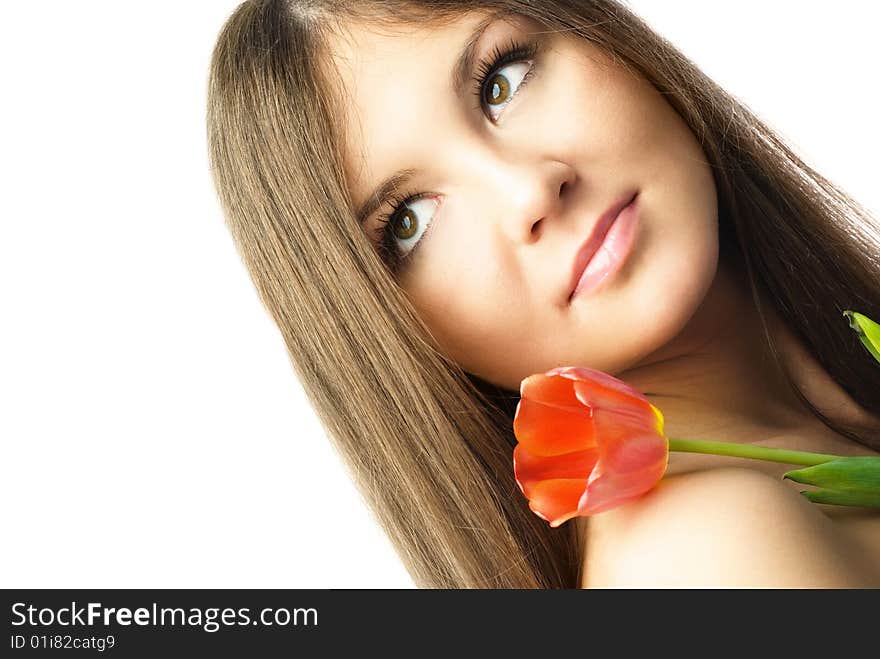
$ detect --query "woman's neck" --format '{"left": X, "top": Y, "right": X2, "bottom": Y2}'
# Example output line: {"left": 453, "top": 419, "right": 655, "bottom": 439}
{"left": 617, "top": 252, "right": 877, "bottom": 446}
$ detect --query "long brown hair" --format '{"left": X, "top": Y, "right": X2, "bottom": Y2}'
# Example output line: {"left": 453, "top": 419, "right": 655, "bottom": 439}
{"left": 205, "top": 0, "right": 880, "bottom": 588}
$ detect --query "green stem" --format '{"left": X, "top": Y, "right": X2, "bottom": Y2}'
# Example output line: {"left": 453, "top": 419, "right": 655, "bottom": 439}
{"left": 667, "top": 437, "right": 842, "bottom": 467}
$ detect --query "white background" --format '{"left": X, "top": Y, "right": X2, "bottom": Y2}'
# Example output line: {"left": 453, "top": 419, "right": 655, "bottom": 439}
{"left": 1, "top": 2, "right": 877, "bottom": 589}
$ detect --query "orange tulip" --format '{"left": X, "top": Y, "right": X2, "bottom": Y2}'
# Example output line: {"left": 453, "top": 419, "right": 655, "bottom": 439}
{"left": 512, "top": 366, "right": 669, "bottom": 527}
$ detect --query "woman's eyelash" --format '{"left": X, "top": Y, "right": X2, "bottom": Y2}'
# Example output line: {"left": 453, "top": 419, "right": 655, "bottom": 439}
{"left": 374, "top": 37, "right": 540, "bottom": 274}
{"left": 372, "top": 186, "right": 424, "bottom": 269}
{"left": 470, "top": 37, "right": 540, "bottom": 111}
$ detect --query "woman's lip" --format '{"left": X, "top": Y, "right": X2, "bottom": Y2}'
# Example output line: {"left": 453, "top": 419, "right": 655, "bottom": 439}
{"left": 567, "top": 191, "right": 638, "bottom": 304}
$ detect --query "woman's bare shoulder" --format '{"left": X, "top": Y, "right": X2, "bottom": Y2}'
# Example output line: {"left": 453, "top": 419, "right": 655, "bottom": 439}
{"left": 579, "top": 467, "right": 880, "bottom": 588}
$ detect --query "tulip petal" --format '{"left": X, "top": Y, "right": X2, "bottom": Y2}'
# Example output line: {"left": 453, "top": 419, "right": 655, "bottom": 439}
{"left": 577, "top": 408, "right": 669, "bottom": 515}
{"left": 514, "top": 374, "right": 598, "bottom": 456}
{"left": 571, "top": 379, "right": 657, "bottom": 421}
{"left": 513, "top": 443, "right": 600, "bottom": 499}
{"left": 579, "top": 457, "right": 668, "bottom": 515}
{"left": 596, "top": 429, "right": 669, "bottom": 476}
{"left": 525, "top": 478, "right": 590, "bottom": 528}
{"left": 551, "top": 366, "right": 651, "bottom": 403}
{"left": 514, "top": 397, "right": 597, "bottom": 456}
{"left": 591, "top": 406, "right": 667, "bottom": 459}
{"left": 519, "top": 372, "right": 588, "bottom": 408}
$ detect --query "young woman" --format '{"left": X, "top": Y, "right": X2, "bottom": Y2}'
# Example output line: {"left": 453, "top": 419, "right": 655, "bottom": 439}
{"left": 206, "top": 0, "right": 880, "bottom": 588}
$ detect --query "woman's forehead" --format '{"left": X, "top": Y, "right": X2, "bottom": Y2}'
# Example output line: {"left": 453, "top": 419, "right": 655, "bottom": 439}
{"left": 324, "top": 9, "right": 503, "bottom": 105}
{"left": 325, "top": 7, "right": 500, "bottom": 56}
{"left": 322, "top": 9, "right": 528, "bottom": 204}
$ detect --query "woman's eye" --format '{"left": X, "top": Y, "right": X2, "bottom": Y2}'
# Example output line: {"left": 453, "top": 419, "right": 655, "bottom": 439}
{"left": 482, "top": 60, "right": 533, "bottom": 122}
{"left": 373, "top": 40, "right": 540, "bottom": 273}
{"left": 380, "top": 195, "right": 440, "bottom": 261}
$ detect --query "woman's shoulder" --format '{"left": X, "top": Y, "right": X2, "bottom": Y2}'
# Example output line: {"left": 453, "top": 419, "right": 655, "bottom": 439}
{"left": 578, "top": 467, "right": 880, "bottom": 588}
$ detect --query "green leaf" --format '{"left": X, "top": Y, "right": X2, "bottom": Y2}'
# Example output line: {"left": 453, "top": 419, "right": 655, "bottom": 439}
{"left": 799, "top": 488, "right": 880, "bottom": 508}
{"left": 842, "top": 310, "right": 880, "bottom": 366}
{"left": 783, "top": 456, "right": 880, "bottom": 490}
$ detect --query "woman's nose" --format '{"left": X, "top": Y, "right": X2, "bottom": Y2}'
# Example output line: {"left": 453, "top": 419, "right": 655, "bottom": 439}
{"left": 504, "top": 163, "right": 575, "bottom": 244}
{"left": 461, "top": 146, "right": 577, "bottom": 245}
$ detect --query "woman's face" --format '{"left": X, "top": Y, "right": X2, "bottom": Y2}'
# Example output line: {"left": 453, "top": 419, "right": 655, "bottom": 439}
{"left": 328, "top": 9, "right": 719, "bottom": 391}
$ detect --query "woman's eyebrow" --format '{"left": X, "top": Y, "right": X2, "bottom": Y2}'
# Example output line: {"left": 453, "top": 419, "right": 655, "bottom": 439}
{"left": 355, "top": 13, "right": 501, "bottom": 227}
{"left": 356, "top": 169, "right": 417, "bottom": 227}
